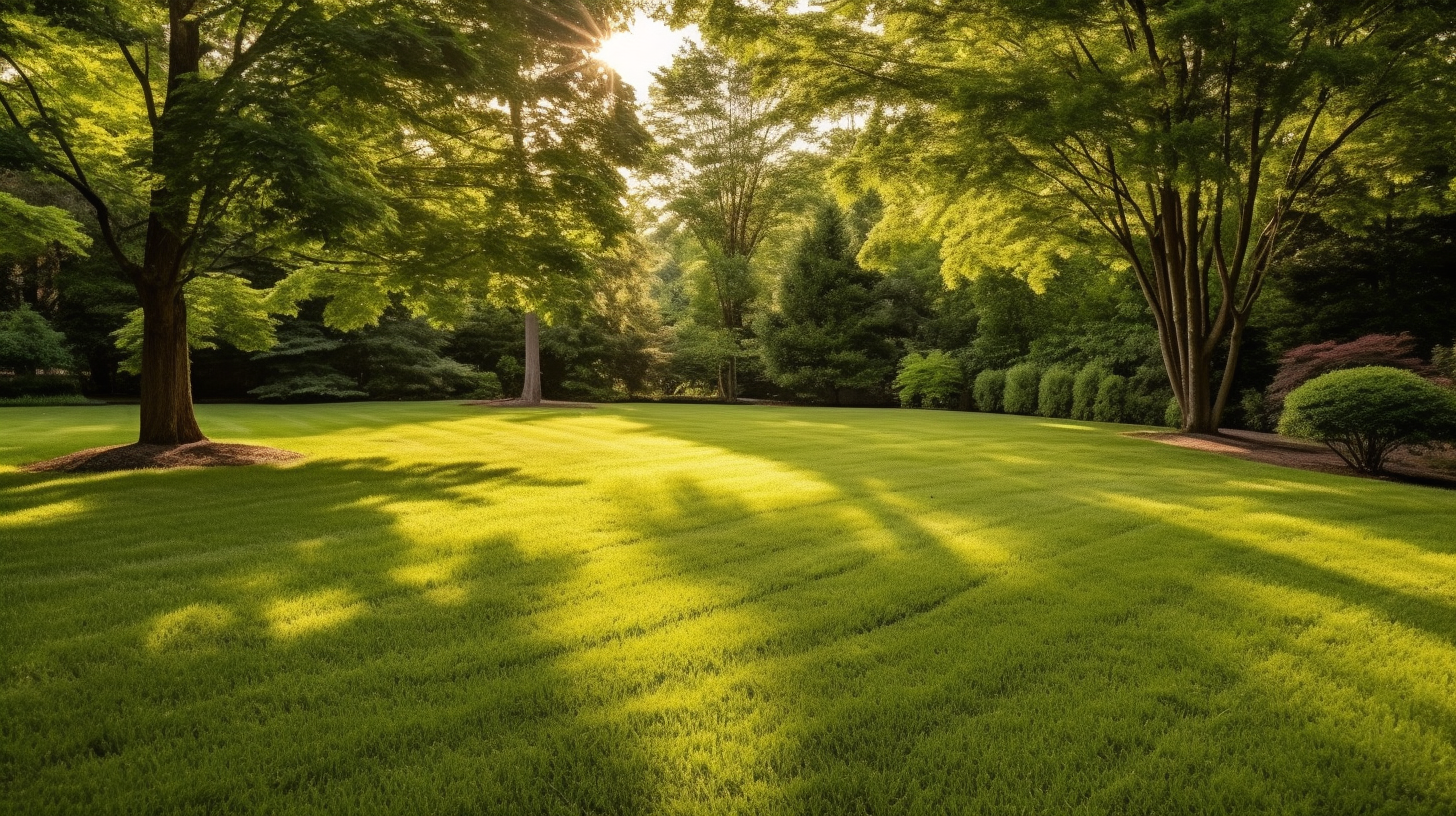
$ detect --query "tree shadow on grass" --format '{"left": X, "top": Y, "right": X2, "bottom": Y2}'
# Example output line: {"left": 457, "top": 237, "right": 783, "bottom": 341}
{"left": 592, "top": 408, "right": 1456, "bottom": 814}
{"left": 0, "top": 457, "right": 651, "bottom": 815}
{"left": 9, "top": 405, "right": 1456, "bottom": 813}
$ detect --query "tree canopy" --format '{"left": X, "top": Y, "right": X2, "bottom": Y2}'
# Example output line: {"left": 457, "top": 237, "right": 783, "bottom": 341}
{"left": 1, "top": 0, "right": 646, "bottom": 441}
{"left": 693, "top": 0, "right": 1456, "bottom": 431}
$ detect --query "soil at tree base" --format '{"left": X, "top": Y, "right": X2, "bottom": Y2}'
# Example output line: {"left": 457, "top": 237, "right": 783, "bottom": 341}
{"left": 22, "top": 442, "right": 302, "bottom": 473}
{"left": 1132, "top": 429, "right": 1456, "bottom": 489}
{"left": 463, "top": 399, "right": 596, "bottom": 409}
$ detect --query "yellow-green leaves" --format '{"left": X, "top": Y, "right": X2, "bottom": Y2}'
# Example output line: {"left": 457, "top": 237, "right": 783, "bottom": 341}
{"left": 114, "top": 274, "right": 278, "bottom": 373}
{"left": 0, "top": 191, "right": 90, "bottom": 258}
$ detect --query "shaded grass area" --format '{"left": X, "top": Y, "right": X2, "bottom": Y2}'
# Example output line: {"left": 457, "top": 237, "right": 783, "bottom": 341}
{"left": 3, "top": 402, "right": 1456, "bottom": 814}
{"left": 0, "top": 396, "right": 106, "bottom": 407}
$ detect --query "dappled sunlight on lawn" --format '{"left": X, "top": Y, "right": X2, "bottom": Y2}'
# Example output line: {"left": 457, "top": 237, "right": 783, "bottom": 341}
{"left": 6, "top": 403, "right": 1456, "bottom": 813}
{"left": 1088, "top": 490, "right": 1456, "bottom": 605}
{"left": 146, "top": 603, "right": 236, "bottom": 653}
{"left": 0, "top": 496, "right": 92, "bottom": 529}
{"left": 265, "top": 588, "right": 367, "bottom": 640}
{"left": 1218, "top": 575, "right": 1456, "bottom": 724}
{"left": 1220, "top": 478, "right": 1357, "bottom": 495}
{"left": 1209, "top": 575, "right": 1456, "bottom": 798}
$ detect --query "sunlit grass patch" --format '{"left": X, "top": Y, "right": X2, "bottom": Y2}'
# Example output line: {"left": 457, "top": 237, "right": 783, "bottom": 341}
{"left": 2, "top": 402, "right": 1454, "bottom": 814}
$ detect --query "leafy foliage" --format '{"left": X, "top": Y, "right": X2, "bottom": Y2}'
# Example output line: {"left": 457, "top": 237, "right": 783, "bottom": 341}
{"left": 720, "top": 0, "right": 1456, "bottom": 431}
{"left": 0, "top": 191, "right": 89, "bottom": 259}
{"left": 1093, "top": 375, "right": 1128, "bottom": 424}
{"left": 2, "top": 0, "right": 646, "bottom": 438}
{"left": 1072, "top": 363, "right": 1110, "bottom": 422}
{"left": 246, "top": 307, "right": 496, "bottom": 402}
{"left": 645, "top": 43, "right": 817, "bottom": 400}
{"left": 1003, "top": 363, "right": 1042, "bottom": 416}
{"left": 1266, "top": 333, "right": 1433, "bottom": 418}
{"left": 1260, "top": 213, "right": 1456, "bottom": 355}
{"left": 1240, "top": 390, "right": 1272, "bottom": 433}
{"left": 0, "top": 372, "right": 80, "bottom": 398}
{"left": 1278, "top": 367, "right": 1456, "bottom": 474}
{"left": 972, "top": 369, "right": 1005, "bottom": 413}
{"left": 247, "top": 321, "right": 365, "bottom": 403}
{"left": 0, "top": 302, "right": 71, "bottom": 373}
{"left": 113, "top": 275, "right": 277, "bottom": 374}
{"left": 1434, "top": 344, "right": 1456, "bottom": 382}
{"left": 894, "top": 351, "right": 963, "bottom": 409}
{"left": 0, "top": 392, "right": 94, "bottom": 405}
{"left": 1037, "top": 366, "right": 1075, "bottom": 419}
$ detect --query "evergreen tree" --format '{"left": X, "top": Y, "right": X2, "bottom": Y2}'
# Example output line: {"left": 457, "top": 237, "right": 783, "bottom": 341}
{"left": 757, "top": 203, "right": 896, "bottom": 403}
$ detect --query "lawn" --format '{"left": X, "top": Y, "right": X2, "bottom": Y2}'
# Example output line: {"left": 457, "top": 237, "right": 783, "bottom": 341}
{"left": 3, "top": 402, "right": 1455, "bottom": 815}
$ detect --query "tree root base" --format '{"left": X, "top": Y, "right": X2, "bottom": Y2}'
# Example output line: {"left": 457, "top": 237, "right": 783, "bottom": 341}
{"left": 22, "top": 442, "right": 303, "bottom": 473}
{"left": 1129, "top": 429, "right": 1456, "bottom": 489}
{"left": 463, "top": 399, "right": 596, "bottom": 409}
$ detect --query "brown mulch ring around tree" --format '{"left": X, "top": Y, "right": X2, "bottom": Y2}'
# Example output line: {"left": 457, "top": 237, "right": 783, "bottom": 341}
{"left": 22, "top": 442, "right": 303, "bottom": 474}
{"left": 463, "top": 399, "right": 596, "bottom": 409}
{"left": 1128, "top": 428, "right": 1456, "bottom": 489}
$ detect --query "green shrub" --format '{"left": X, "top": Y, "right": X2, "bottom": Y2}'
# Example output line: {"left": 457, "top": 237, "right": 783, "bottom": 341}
{"left": 0, "top": 394, "right": 102, "bottom": 407}
{"left": 1278, "top": 366, "right": 1456, "bottom": 474}
{"left": 249, "top": 374, "right": 368, "bottom": 403}
{"left": 0, "top": 373, "right": 83, "bottom": 398}
{"left": 1240, "top": 389, "right": 1271, "bottom": 432}
{"left": 1163, "top": 397, "right": 1182, "bottom": 429}
{"left": 1122, "top": 388, "right": 1173, "bottom": 426}
{"left": 1092, "top": 374, "right": 1127, "bottom": 423}
{"left": 1037, "top": 366, "right": 1075, "bottom": 418}
{"left": 467, "top": 371, "right": 503, "bottom": 400}
{"left": 1072, "top": 363, "right": 1108, "bottom": 421}
{"left": 1434, "top": 343, "right": 1455, "bottom": 381}
{"left": 973, "top": 369, "right": 1006, "bottom": 413}
{"left": 894, "top": 351, "right": 964, "bottom": 408}
{"left": 1003, "top": 362, "right": 1042, "bottom": 415}
{"left": 0, "top": 304, "right": 73, "bottom": 375}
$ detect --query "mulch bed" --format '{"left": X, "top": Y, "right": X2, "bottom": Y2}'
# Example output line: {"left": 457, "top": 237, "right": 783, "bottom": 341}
{"left": 22, "top": 442, "right": 303, "bottom": 474}
{"left": 1130, "top": 428, "right": 1456, "bottom": 489}
{"left": 463, "top": 399, "right": 596, "bottom": 409}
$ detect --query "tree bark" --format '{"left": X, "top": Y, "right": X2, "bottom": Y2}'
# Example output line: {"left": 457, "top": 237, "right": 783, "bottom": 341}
{"left": 520, "top": 311, "right": 542, "bottom": 404}
{"left": 717, "top": 357, "right": 738, "bottom": 403}
{"left": 129, "top": 3, "right": 206, "bottom": 445}
{"left": 137, "top": 281, "right": 205, "bottom": 444}
{"left": 1135, "top": 187, "right": 1234, "bottom": 435}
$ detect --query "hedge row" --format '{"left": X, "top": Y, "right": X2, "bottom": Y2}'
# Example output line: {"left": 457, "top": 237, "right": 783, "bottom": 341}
{"left": 969, "top": 362, "right": 1172, "bottom": 425}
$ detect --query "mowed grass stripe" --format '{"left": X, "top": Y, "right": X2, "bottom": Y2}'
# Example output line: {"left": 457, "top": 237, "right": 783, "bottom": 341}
{"left": 3, "top": 401, "right": 1456, "bottom": 814}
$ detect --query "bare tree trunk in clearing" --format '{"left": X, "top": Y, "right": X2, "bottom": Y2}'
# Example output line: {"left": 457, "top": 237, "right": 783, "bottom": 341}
{"left": 130, "top": 4, "right": 205, "bottom": 445}
{"left": 137, "top": 281, "right": 205, "bottom": 444}
{"left": 520, "top": 311, "right": 542, "bottom": 404}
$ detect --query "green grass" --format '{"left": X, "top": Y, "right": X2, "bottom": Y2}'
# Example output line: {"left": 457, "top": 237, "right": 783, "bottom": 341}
{"left": 3, "top": 402, "right": 1455, "bottom": 815}
{"left": 0, "top": 395, "right": 106, "bottom": 407}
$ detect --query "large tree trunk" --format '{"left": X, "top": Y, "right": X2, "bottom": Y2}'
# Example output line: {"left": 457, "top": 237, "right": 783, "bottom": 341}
{"left": 1137, "top": 187, "right": 1251, "bottom": 436}
{"left": 520, "top": 311, "right": 542, "bottom": 404}
{"left": 129, "top": 3, "right": 206, "bottom": 446}
{"left": 137, "top": 281, "right": 205, "bottom": 444}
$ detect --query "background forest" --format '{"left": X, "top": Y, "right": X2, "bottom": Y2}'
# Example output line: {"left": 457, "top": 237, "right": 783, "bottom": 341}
{"left": 7, "top": 155, "right": 1454, "bottom": 430}
{"left": 3, "top": 10, "right": 1455, "bottom": 432}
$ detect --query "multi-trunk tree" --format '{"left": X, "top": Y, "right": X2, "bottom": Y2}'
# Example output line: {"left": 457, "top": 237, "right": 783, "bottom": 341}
{"left": 1, "top": 0, "right": 643, "bottom": 442}
{"left": 716, "top": 0, "right": 1456, "bottom": 432}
